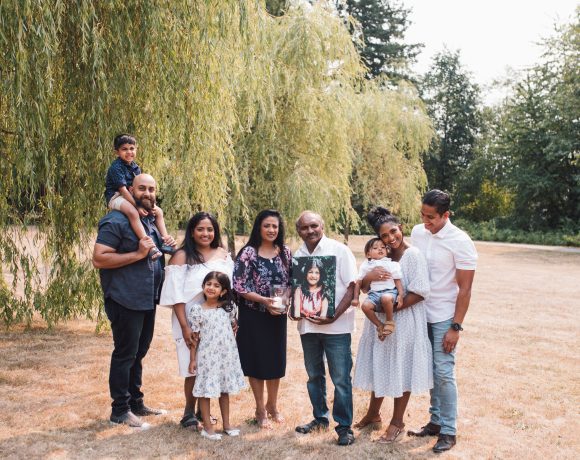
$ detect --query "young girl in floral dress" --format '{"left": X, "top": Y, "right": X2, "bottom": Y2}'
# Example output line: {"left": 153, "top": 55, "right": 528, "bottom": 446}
{"left": 188, "top": 271, "right": 246, "bottom": 440}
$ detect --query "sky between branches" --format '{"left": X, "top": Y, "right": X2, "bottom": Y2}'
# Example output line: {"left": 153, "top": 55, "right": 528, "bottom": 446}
{"left": 404, "top": 0, "right": 578, "bottom": 104}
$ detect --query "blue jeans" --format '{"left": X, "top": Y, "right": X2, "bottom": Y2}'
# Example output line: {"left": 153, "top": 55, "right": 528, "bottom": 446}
{"left": 428, "top": 318, "right": 457, "bottom": 435}
{"left": 300, "top": 333, "right": 353, "bottom": 433}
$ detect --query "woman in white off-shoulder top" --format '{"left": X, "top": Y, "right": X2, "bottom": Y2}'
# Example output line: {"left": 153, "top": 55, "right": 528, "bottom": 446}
{"left": 159, "top": 212, "right": 233, "bottom": 429}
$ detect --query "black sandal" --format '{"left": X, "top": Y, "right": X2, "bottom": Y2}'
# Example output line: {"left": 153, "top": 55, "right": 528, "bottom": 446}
{"left": 160, "top": 244, "right": 176, "bottom": 255}
{"left": 180, "top": 413, "right": 198, "bottom": 428}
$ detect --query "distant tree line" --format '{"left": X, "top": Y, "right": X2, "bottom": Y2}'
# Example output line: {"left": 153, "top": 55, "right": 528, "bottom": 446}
{"left": 421, "top": 10, "right": 579, "bottom": 234}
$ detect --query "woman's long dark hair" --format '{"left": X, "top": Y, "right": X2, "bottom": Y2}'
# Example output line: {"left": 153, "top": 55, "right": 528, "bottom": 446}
{"left": 237, "top": 209, "right": 288, "bottom": 266}
{"left": 181, "top": 212, "right": 223, "bottom": 265}
{"left": 367, "top": 207, "right": 401, "bottom": 235}
{"left": 202, "top": 271, "right": 234, "bottom": 312}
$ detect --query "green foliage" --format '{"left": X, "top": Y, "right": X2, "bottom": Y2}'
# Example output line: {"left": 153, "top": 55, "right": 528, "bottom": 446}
{"left": 232, "top": 4, "right": 365, "bottom": 235}
{"left": 492, "top": 11, "right": 580, "bottom": 231}
{"left": 420, "top": 49, "right": 481, "bottom": 193}
{"left": 340, "top": 0, "right": 422, "bottom": 81}
{"left": 265, "top": 0, "right": 288, "bottom": 16}
{"left": 453, "top": 106, "right": 513, "bottom": 221}
{"left": 0, "top": 1, "right": 430, "bottom": 327}
{"left": 0, "top": 1, "right": 265, "bottom": 327}
{"left": 454, "top": 219, "right": 580, "bottom": 247}
{"left": 349, "top": 81, "right": 432, "bottom": 231}
{"left": 459, "top": 180, "right": 513, "bottom": 222}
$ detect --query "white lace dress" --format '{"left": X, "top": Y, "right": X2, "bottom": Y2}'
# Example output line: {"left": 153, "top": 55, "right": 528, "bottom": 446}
{"left": 187, "top": 303, "right": 247, "bottom": 398}
{"left": 353, "top": 246, "right": 433, "bottom": 397}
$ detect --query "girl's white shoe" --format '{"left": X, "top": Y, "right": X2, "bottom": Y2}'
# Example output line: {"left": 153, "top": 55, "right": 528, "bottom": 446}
{"left": 223, "top": 428, "right": 240, "bottom": 437}
{"left": 201, "top": 429, "right": 222, "bottom": 440}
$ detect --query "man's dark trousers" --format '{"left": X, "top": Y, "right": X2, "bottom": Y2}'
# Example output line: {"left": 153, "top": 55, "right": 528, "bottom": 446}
{"left": 105, "top": 297, "right": 156, "bottom": 417}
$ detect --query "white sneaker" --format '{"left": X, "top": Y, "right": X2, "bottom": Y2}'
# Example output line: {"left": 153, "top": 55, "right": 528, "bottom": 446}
{"left": 223, "top": 428, "right": 240, "bottom": 437}
{"left": 110, "top": 411, "right": 151, "bottom": 430}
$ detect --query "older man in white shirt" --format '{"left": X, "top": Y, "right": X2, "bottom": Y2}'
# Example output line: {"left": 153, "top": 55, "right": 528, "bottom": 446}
{"left": 409, "top": 190, "right": 477, "bottom": 453}
{"left": 293, "top": 211, "right": 358, "bottom": 446}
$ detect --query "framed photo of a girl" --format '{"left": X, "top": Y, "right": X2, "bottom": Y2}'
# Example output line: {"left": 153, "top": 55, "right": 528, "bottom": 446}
{"left": 291, "top": 256, "right": 336, "bottom": 319}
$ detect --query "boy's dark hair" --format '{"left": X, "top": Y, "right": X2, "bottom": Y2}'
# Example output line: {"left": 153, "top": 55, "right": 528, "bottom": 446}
{"left": 202, "top": 271, "right": 234, "bottom": 312}
{"left": 364, "top": 237, "right": 384, "bottom": 258}
{"left": 114, "top": 134, "right": 137, "bottom": 150}
{"left": 422, "top": 189, "right": 451, "bottom": 215}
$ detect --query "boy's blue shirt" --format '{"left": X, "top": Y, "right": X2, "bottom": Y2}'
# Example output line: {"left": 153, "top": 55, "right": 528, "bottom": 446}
{"left": 104, "top": 158, "right": 142, "bottom": 204}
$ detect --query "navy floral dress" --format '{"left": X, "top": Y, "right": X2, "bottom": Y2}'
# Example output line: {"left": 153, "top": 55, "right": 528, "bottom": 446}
{"left": 233, "top": 245, "right": 291, "bottom": 379}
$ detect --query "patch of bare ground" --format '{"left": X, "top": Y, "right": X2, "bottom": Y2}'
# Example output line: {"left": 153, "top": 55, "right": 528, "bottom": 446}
{"left": 0, "top": 238, "right": 578, "bottom": 459}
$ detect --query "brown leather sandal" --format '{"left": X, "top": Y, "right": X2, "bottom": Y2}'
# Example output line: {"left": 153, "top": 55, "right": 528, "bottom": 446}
{"left": 376, "top": 422, "right": 405, "bottom": 444}
{"left": 382, "top": 321, "right": 395, "bottom": 336}
{"left": 267, "top": 410, "right": 285, "bottom": 423}
{"left": 354, "top": 413, "right": 382, "bottom": 429}
{"left": 255, "top": 411, "right": 272, "bottom": 429}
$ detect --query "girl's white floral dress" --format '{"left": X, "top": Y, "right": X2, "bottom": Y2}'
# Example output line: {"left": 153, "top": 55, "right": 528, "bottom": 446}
{"left": 187, "top": 303, "right": 247, "bottom": 398}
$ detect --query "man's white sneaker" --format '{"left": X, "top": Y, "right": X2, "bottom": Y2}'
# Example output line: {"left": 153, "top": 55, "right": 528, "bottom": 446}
{"left": 110, "top": 411, "right": 151, "bottom": 430}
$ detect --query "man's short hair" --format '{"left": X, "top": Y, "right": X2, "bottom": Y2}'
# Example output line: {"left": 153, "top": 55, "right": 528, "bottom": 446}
{"left": 295, "top": 210, "right": 324, "bottom": 231}
{"left": 422, "top": 189, "right": 451, "bottom": 215}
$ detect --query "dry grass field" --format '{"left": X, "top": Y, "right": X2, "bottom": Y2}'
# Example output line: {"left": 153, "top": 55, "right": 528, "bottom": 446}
{"left": 0, "top": 237, "right": 579, "bottom": 459}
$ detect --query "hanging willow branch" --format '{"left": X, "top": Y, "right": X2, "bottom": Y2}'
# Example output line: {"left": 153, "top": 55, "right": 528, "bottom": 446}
{"left": 0, "top": 1, "right": 432, "bottom": 328}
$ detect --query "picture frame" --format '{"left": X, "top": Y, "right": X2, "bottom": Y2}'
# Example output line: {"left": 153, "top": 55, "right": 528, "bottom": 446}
{"left": 290, "top": 256, "right": 336, "bottom": 319}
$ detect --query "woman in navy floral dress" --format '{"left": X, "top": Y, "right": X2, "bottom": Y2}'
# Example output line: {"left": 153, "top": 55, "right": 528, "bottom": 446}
{"left": 233, "top": 209, "right": 291, "bottom": 428}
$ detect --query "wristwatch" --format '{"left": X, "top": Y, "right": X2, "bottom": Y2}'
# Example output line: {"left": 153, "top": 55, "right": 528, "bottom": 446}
{"left": 451, "top": 322, "right": 463, "bottom": 332}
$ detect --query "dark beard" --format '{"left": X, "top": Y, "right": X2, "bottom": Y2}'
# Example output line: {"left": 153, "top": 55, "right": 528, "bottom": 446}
{"left": 134, "top": 196, "right": 155, "bottom": 212}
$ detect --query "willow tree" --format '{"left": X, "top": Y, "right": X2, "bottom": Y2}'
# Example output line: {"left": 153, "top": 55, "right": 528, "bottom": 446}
{"left": 0, "top": 1, "right": 265, "bottom": 326}
{"left": 348, "top": 82, "right": 432, "bottom": 234}
{"left": 0, "top": 1, "right": 432, "bottom": 328}
{"left": 230, "top": 3, "right": 365, "bottom": 239}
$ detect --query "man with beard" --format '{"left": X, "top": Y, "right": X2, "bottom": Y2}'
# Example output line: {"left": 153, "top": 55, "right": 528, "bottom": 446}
{"left": 93, "top": 173, "right": 174, "bottom": 429}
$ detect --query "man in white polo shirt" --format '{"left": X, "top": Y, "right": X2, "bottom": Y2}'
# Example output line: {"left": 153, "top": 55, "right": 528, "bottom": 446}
{"left": 409, "top": 190, "right": 477, "bottom": 453}
{"left": 293, "top": 211, "right": 358, "bottom": 446}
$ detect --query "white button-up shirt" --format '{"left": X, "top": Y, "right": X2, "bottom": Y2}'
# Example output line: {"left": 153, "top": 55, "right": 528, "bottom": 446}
{"left": 294, "top": 235, "right": 358, "bottom": 335}
{"left": 411, "top": 220, "right": 477, "bottom": 323}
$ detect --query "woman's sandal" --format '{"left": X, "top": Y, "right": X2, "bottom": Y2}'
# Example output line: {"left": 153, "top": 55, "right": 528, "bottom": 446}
{"left": 354, "top": 413, "right": 382, "bottom": 429}
{"left": 376, "top": 423, "right": 405, "bottom": 444}
{"left": 255, "top": 411, "right": 272, "bottom": 429}
{"left": 267, "top": 410, "right": 285, "bottom": 423}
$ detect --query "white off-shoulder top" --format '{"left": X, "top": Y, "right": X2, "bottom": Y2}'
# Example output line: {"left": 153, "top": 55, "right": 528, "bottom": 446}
{"left": 159, "top": 255, "right": 234, "bottom": 340}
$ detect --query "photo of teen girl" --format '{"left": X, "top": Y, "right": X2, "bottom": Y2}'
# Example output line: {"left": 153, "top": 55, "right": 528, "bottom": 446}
{"left": 187, "top": 271, "right": 247, "bottom": 440}
{"left": 291, "top": 256, "right": 336, "bottom": 319}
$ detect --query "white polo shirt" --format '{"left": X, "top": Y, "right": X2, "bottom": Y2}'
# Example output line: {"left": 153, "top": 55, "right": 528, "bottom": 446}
{"left": 294, "top": 235, "right": 358, "bottom": 335}
{"left": 411, "top": 220, "right": 477, "bottom": 323}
